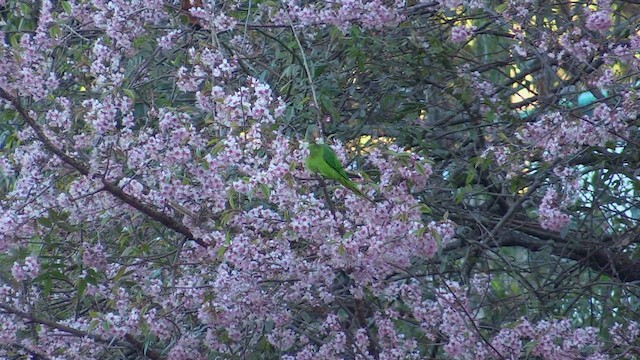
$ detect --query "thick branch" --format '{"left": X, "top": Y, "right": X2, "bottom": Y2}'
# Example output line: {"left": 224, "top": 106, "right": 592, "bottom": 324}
{"left": 0, "top": 88, "right": 207, "bottom": 247}
{"left": 498, "top": 227, "right": 640, "bottom": 282}
{"left": 0, "top": 302, "right": 164, "bottom": 360}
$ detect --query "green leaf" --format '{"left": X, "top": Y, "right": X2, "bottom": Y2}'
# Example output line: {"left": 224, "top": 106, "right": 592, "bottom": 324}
{"left": 123, "top": 88, "right": 136, "bottom": 100}
{"left": 418, "top": 203, "right": 432, "bottom": 214}
{"left": 217, "top": 245, "right": 228, "bottom": 261}
{"left": 37, "top": 216, "right": 53, "bottom": 227}
{"left": 313, "top": 64, "right": 327, "bottom": 77}
{"left": 61, "top": 1, "right": 72, "bottom": 13}
{"left": 465, "top": 168, "right": 476, "bottom": 185}
{"left": 49, "top": 25, "right": 61, "bottom": 38}
{"left": 319, "top": 95, "right": 340, "bottom": 120}
{"left": 77, "top": 279, "right": 87, "bottom": 298}
{"left": 220, "top": 210, "right": 235, "bottom": 226}
{"left": 112, "top": 265, "right": 128, "bottom": 282}
{"left": 260, "top": 183, "right": 271, "bottom": 199}
{"left": 10, "top": 34, "right": 20, "bottom": 49}
{"left": 121, "top": 245, "right": 135, "bottom": 257}
{"left": 20, "top": 3, "right": 31, "bottom": 16}
{"left": 228, "top": 189, "right": 237, "bottom": 209}
{"left": 84, "top": 269, "right": 98, "bottom": 285}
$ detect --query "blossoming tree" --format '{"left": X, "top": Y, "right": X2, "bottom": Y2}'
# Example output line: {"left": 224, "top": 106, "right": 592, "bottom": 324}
{"left": 0, "top": 0, "right": 639, "bottom": 359}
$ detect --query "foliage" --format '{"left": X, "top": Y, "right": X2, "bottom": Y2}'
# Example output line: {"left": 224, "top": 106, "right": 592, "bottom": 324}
{"left": 0, "top": 0, "right": 639, "bottom": 359}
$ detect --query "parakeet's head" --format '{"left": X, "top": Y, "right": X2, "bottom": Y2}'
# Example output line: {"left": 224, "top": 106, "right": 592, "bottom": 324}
{"left": 305, "top": 124, "right": 322, "bottom": 143}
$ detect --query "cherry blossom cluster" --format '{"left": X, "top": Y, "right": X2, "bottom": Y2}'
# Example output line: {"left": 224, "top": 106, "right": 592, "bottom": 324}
{"left": 585, "top": 0, "right": 613, "bottom": 32}
{"left": 538, "top": 188, "right": 571, "bottom": 231}
{"left": 611, "top": 321, "right": 640, "bottom": 347}
{"left": 79, "top": 0, "right": 168, "bottom": 52}
{"left": 0, "top": 5, "right": 451, "bottom": 358}
{"left": 432, "top": 0, "right": 486, "bottom": 10}
{"left": 450, "top": 24, "right": 476, "bottom": 43}
{"left": 271, "top": 0, "right": 405, "bottom": 31}
{"left": 0, "top": 0, "right": 637, "bottom": 359}
{"left": 11, "top": 256, "right": 40, "bottom": 281}
{"left": 0, "top": 31, "right": 58, "bottom": 101}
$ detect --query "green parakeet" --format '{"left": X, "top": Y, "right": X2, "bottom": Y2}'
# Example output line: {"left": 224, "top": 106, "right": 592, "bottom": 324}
{"left": 305, "top": 125, "right": 374, "bottom": 203}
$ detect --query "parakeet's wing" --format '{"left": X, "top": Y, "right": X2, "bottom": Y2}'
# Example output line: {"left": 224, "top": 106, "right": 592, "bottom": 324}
{"left": 319, "top": 144, "right": 350, "bottom": 180}
{"left": 306, "top": 143, "right": 375, "bottom": 203}
{"left": 320, "top": 144, "right": 374, "bottom": 203}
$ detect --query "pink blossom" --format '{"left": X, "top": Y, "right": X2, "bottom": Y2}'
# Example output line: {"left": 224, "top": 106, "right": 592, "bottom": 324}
{"left": 272, "top": 0, "right": 404, "bottom": 32}
{"left": 450, "top": 24, "right": 476, "bottom": 43}
{"left": 157, "top": 30, "right": 181, "bottom": 49}
{"left": 586, "top": 10, "right": 612, "bottom": 32}
{"left": 0, "top": 314, "right": 23, "bottom": 344}
{"left": 82, "top": 242, "right": 108, "bottom": 270}
{"left": 0, "top": 1, "right": 634, "bottom": 359}
{"left": 538, "top": 188, "right": 570, "bottom": 231}
{"left": 11, "top": 256, "right": 40, "bottom": 281}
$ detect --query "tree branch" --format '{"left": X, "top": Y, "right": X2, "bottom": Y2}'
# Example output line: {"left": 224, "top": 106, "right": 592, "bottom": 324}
{"left": 498, "top": 225, "right": 640, "bottom": 282}
{"left": 0, "top": 302, "right": 164, "bottom": 360}
{"left": 0, "top": 88, "right": 208, "bottom": 247}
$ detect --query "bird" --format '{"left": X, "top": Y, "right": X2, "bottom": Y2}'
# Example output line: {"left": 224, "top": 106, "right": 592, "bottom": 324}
{"left": 304, "top": 125, "right": 374, "bottom": 203}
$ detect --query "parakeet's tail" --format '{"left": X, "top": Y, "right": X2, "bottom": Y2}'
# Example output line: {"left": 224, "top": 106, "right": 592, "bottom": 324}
{"left": 337, "top": 177, "right": 375, "bottom": 203}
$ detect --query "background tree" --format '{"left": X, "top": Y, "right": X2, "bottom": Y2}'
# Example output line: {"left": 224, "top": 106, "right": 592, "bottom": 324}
{"left": 0, "top": 0, "right": 639, "bottom": 359}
